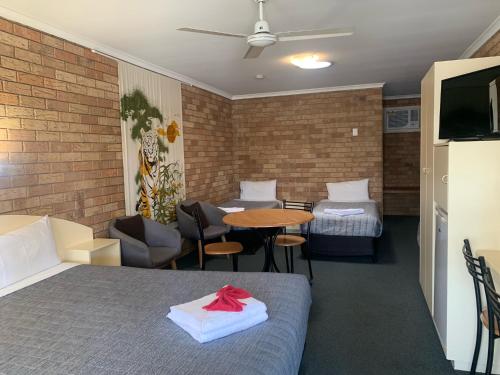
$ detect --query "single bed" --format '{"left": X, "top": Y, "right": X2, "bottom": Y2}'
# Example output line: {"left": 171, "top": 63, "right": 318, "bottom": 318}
{"left": 303, "top": 200, "right": 383, "bottom": 261}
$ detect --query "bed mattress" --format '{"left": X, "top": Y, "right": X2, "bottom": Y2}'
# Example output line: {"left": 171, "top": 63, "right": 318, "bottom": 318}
{"left": 0, "top": 265, "right": 311, "bottom": 375}
{"left": 306, "top": 200, "right": 383, "bottom": 238}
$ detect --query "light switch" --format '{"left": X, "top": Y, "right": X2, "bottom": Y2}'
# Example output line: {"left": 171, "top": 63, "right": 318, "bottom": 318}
{"left": 352, "top": 128, "right": 358, "bottom": 136}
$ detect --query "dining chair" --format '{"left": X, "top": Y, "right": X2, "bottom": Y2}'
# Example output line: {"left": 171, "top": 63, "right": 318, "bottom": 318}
{"left": 463, "top": 239, "right": 488, "bottom": 375}
{"left": 193, "top": 207, "right": 243, "bottom": 271}
{"left": 481, "top": 262, "right": 500, "bottom": 375}
{"left": 463, "top": 239, "right": 499, "bottom": 375}
{"left": 275, "top": 200, "right": 314, "bottom": 281}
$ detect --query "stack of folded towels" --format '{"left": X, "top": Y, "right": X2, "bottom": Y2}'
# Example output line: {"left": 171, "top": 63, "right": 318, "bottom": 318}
{"left": 324, "top": 208, "right": 365, "bottom": 216}
{"left": 167, "top": 285, "right": 268, "bottom": 343}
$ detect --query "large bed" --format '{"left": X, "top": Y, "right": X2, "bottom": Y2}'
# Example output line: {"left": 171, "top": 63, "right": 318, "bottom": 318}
{"left": 0, "top": 264, "right": 311, "bottom": 375}
{"left": 304, "top": 200, "right": 383, "bottom": 261}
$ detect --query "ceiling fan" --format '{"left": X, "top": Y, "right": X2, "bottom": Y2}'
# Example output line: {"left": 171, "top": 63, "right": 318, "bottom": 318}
{"left": 177, "top": 0, "right": 354, "bottom": 59}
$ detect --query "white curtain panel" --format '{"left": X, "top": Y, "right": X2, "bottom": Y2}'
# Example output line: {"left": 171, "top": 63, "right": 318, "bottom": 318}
{"left": 118, "top": 62, "right": 185, "bottom": 223}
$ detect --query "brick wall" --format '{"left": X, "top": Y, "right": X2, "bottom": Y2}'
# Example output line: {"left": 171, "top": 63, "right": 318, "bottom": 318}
{"left": 182, "top": 84, "right": 236, "bottom": 204}
{"left": 472, "top": 30, "right": 500, "bottom": 57}
{"left": 231, "top": 89, "right": 384, "bottom": 206}
{"left": 0, "top": 18, "right": 124, "bottom": 237}
{"left": 383, "top": 97, "right": 420, "bottom": 215}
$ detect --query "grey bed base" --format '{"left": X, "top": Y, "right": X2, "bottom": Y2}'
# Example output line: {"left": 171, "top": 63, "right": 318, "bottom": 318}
{"left": 0, "top": 265, "right": 311, "bottom": 375}
{"left": 303, "top": 234, "right": 378, "bottom": 262}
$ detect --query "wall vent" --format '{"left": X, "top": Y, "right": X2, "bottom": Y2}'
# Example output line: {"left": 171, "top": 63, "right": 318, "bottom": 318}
{"left": 384, "top": 106, "right": 420, "bottom": 133}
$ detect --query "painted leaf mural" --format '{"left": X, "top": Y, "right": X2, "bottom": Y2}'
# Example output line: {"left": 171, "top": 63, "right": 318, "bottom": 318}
{"left": 120, "top": 89, "right": 183, "bottom": 224}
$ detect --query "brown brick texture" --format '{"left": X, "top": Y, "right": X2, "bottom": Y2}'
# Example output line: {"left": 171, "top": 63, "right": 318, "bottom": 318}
{"left": 383, "top": 97, "right": 421, "bottom": 216}
{"left": 182, "top": 84, "right": 237, "bottom": 204}
{"left": 232, "top": 89, "right": 384, "bottom": 207}
{"left": 472, "top": 30, "right": 500, "bottom": 57}
{"left": 0, "top": 18, "right": 124, "bottom": 237}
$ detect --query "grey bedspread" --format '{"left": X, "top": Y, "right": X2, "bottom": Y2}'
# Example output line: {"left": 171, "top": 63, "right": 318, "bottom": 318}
{"left": 218, "top": 199, "right": 281, "bottom": 210}
{"left": 305, "top": 200, "right": 383, "bottom": 237}
{"left": 0, "top": 266, "right": 311, "bottom": 375}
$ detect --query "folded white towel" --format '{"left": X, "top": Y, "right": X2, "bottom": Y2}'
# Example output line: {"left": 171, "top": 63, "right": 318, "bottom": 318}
{"left": 170, "top": 311, "right": 268, "bottom": 343}
{"left": 324, "top": 208, "right": 365, "bottom": 216}
{"left": 218, "top": 207, "right": 245, "bottom": 213}
{"left": 167, "top": 292, "right": 268, "bottom": 343}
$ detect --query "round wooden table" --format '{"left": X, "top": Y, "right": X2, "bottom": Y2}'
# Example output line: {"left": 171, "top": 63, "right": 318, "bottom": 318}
{"left": 223, "top": 209, "right": 314, "bottom": 272}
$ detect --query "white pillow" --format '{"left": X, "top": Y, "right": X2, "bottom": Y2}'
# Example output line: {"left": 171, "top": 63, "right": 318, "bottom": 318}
{"left": 326, "top": 179, "right": 370, "bottom": 202}
{"left": 0, "top": 216, "right": 61, "bottom": 289}
{"left": 240, "top": 180, "right": 277, "bottom": 201}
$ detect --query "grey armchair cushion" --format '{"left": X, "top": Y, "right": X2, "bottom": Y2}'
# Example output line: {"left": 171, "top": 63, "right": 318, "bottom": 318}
{"left": 203, "top": 225, "right": 229, "bottom": 239}
{"left": 150, "top": 247, "right": 180, "bottom": 268}
{"left": 109, "top": 216, "right": 181, "bottom": 269}
{"left": 176, "top": 200, "right": 230, "bottom": 241}
{"left": 115, "top": 214, "right": 145, "bottom": 243}
{"left": 180, "top": 202, "right": 209, "bottom": 228}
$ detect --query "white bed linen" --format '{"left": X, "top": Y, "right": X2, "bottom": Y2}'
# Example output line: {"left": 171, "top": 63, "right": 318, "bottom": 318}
{"left": 326, "top": 179, "right": 370, "bottom": 202}
{"left": 218, "top": 207, "right": 245, "bottom": 213}
{"left": 0, "top": 262, "right": 79, "bottom": 298}
{"left": 0, "top": 215, "right": 61, "bottom": 288}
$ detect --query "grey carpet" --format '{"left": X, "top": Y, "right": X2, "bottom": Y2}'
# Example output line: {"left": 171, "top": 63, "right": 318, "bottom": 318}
{"left": 177, "top": 216, "right": 459, "bottom": 375}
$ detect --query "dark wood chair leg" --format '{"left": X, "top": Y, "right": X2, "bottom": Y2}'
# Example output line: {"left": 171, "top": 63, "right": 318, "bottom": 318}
{"left": 232, "top": 254, "right": 238, "bottom": 272}
{"left": 284, "top": 247, "right": 290, "bottom": 273}
{"left": 290, "top": 246, "right": 294, "bottom": 273}
{"left": 486, "top": 328, "right": 495, "bottom": 375}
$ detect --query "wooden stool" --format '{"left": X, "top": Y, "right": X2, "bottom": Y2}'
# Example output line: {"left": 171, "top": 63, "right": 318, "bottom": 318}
{"left": 204, "top": 241, "right": 243, "bottom": 271}
{"left": 275, "top": 234, "right": 306, "bottom": 273}
{"left": 274, "top": 200, "right": 314, "bottom": 281}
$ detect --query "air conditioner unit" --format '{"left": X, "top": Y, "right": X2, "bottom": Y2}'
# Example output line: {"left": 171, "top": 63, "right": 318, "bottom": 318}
{"left": 384, "top": 106, "right": 420, "bottom": 133}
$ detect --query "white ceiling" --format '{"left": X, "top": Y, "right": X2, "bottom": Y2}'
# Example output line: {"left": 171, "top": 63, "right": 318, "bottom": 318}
{"left": 1, "top": 0, "right": 499, "bottom": 97}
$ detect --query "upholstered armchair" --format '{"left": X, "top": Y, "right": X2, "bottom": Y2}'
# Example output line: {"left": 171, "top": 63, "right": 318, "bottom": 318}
{"left": 109, "top": 216, "right": 181, "bottom": 269}
{"left": 176, "top": 200, "right": 230, "bottom": 240}
{"left": 176, "top": 200, "right": 230, "bottom": 267}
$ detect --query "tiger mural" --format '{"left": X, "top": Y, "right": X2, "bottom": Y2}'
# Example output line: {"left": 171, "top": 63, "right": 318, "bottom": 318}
{"left": 136, "top": 128, "right": 159, "bottom": 218}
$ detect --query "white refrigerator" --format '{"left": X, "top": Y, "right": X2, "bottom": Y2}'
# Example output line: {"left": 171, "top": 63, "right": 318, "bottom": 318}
{"left": 434, "top": 206, "right": 448, "bottom": 351}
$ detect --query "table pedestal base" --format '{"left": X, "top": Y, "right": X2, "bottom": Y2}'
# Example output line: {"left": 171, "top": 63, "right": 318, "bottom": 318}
{"left": 257, "top": 227, "right": 281, "bottom": 273}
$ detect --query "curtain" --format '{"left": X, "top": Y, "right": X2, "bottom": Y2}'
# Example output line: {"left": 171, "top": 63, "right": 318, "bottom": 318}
{"left": 118, "top": 61, "right": 185, "bottom": 224}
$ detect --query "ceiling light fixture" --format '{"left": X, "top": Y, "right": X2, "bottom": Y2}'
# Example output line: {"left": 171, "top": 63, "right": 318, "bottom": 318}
{"left": 255, "top": 74, "right": 265, "bottom": 79}
{"left": 291, "top": 55, "right": 332, "bottom": 70}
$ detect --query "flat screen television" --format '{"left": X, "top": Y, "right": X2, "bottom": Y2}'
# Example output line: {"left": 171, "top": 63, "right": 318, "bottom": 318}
{"left": 439, "top": 65, "right": 500, "bottom": 140}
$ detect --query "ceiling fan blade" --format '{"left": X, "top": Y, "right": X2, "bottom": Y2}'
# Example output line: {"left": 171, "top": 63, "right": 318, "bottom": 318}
{"left": 243, "top": 46, "right": 265, "bottom": 59}
{"left": 177, "top": 27, "right": 246, "bottom": 39}
{"left": 277, "top": 27, "right": 354, "bottom": 42}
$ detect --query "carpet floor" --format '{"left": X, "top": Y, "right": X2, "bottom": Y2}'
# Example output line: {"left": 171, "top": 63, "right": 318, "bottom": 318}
{"left": 177, "top": 216, "right": 459, "bottom": 375}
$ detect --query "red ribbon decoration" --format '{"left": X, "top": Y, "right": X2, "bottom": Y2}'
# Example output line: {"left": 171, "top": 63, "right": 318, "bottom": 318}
{"left": 202, "top": 285, "right": 253, "bottom": 312}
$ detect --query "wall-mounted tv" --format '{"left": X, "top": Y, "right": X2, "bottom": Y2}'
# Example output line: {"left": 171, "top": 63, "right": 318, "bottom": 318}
{"left": 439, "top": 65, "right": 500, "bottom": 140}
